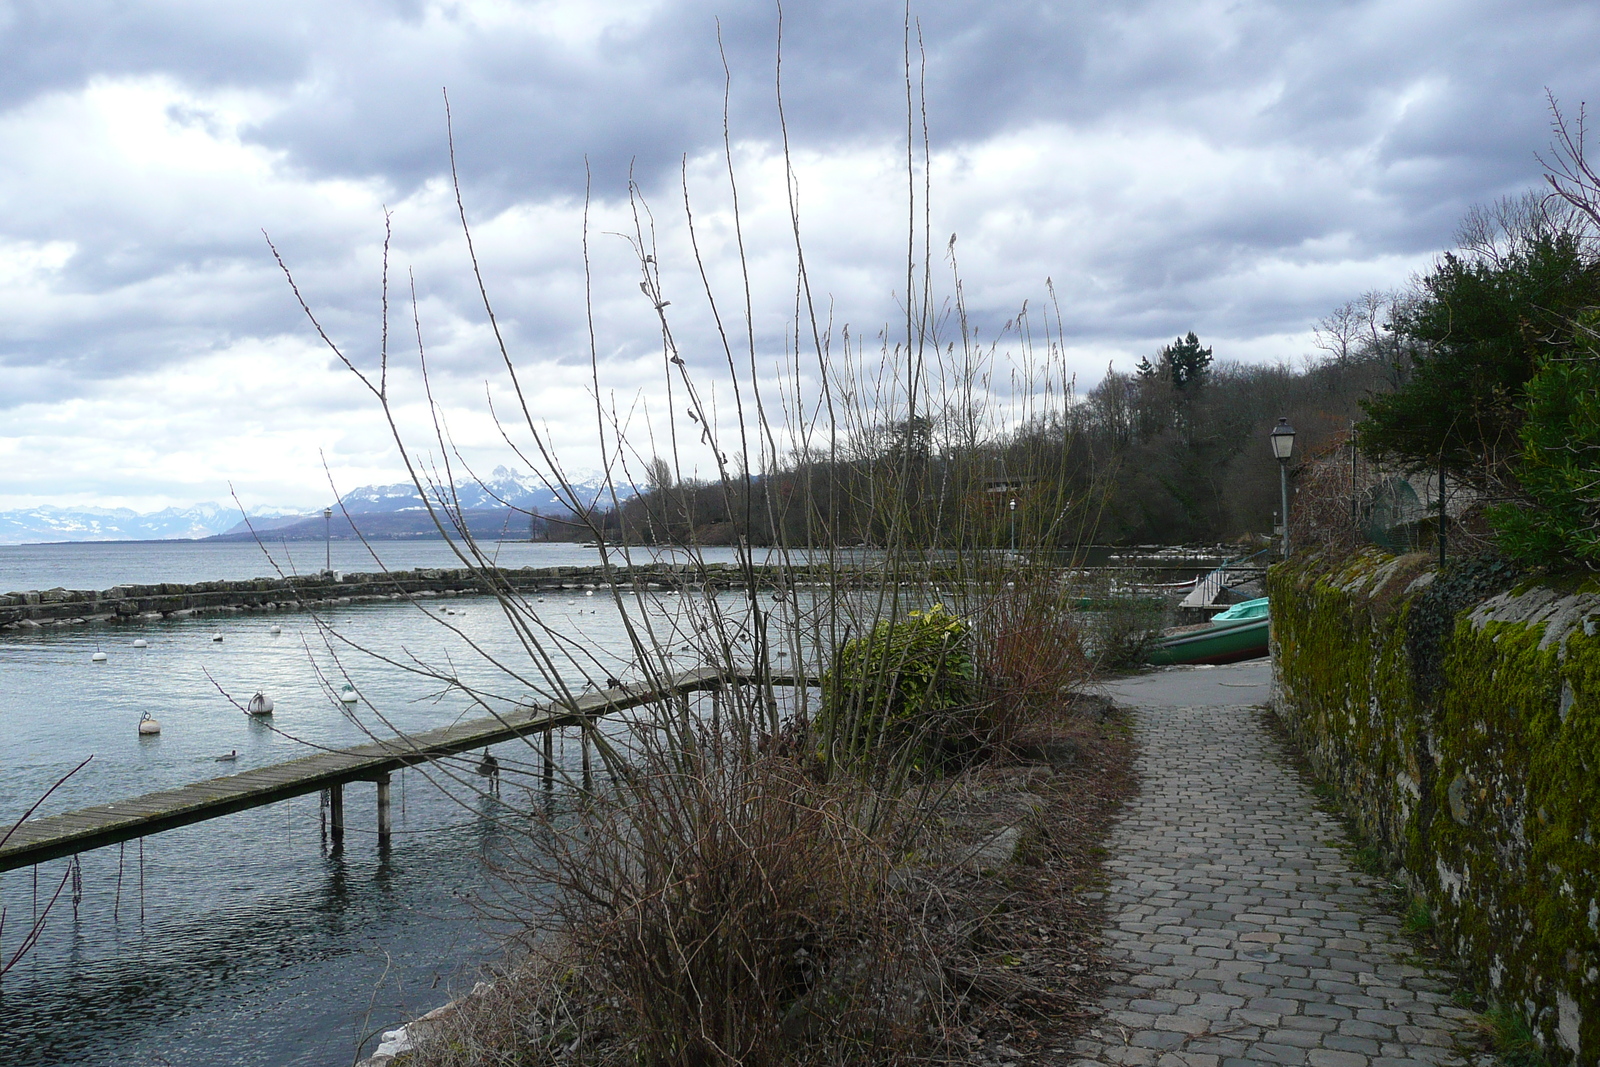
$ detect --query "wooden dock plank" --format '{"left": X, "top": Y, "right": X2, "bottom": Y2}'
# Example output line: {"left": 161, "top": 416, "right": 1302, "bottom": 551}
{"left": 1, "top": 668, "right": 801, "bottom": 872}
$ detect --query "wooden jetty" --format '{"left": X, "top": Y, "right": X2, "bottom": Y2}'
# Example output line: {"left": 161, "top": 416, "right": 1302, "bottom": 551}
{"left": 0, "top": 668, "right": 814, "bottom": 873}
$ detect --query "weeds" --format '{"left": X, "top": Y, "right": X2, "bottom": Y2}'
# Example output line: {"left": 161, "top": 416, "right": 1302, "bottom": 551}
{"left": 1402, "top": 897, "right": 1435, "bottom": 935}
{"left": 1351, "top": 844, "right": 1388, "bottom": 877}
{"left": 1481, "top": 1003, "right": 1550, "bottom": 1067}
{"left": 1083, "top": 594, "right": 1167, "bottom": 671}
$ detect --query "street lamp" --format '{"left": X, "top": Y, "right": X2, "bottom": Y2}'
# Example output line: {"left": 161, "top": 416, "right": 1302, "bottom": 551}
{"left": 1270, "top": 418, "right": 1295, "bottom": 556}
{"left": 323, "top": 507, "right": 333, "bottom": 575}
{"left": 1008, "top": 497, "right": 1018, "bottom": 554}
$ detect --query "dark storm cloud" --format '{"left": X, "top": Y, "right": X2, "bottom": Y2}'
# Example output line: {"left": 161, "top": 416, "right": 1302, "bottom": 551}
{"left": 5, "top": 0, "right": 1596, "bottom": 202}
{"left": 1, "top": 0, "right": 1599, "bottom": 405}
{"left": 0, "top": 1, "right": 310, "bottom": 105}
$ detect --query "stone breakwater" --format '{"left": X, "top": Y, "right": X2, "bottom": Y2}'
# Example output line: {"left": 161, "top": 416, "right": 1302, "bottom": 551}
{"left": 0, "top": 562, "right": 848, "bottom": 632}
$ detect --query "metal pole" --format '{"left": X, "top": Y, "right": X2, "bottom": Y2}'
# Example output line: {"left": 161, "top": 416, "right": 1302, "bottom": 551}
{"left": 1279, "top": 461, "right": 1290, "bottom": 558}
{"left": 1351, "top": 434, "right": 1359, "bottom": 531}
{"left": 1438, "top": 455, "right": 1447, "bottom": 568}
{"left": 323, "top": 507, "right": 332, "bottom": 574}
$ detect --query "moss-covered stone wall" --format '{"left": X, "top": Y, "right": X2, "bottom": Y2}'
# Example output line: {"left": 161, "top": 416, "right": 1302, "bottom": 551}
{"left": 1271, "top": 550, "right": 1600, "bottom": 1064}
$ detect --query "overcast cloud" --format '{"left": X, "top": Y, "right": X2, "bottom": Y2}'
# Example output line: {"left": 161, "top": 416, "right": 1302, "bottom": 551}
{"left": 0, "top": 0, "right": 1595, "bottom": 511}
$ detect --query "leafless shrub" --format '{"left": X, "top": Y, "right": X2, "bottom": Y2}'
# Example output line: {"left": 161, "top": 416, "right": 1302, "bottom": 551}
{"left": 1289, "top": 432, "right": 1365, "bottom": 556}
{"left": 259, "top": 27, "right": 1119, "bottom": 1067}
{"left": 969, "top": 572, "right": 1091, "bottom": 747}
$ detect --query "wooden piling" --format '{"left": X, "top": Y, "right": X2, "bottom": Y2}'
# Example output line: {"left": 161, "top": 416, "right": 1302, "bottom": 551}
{"left": 543, "top": 727, "right": 555, "bottom": 792}
{"left": 580, "top": 725, "right": 592, "bottom": 795}
{"left": 328, "top": 783, "right": 344, "bottom": 850}
{"left": 375, "top": 773, "right": 392, "bottom": 847}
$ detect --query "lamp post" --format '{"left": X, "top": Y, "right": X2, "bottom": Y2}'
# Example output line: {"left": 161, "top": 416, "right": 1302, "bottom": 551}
{"left": 1008, "top": 497, "right": 1017, "bottom": 554}
{"left": 1270, "top": 418, "right": 1296, "bottom": 556}
{"left": 323, "top": 507, "right": 333, "bottom": 575}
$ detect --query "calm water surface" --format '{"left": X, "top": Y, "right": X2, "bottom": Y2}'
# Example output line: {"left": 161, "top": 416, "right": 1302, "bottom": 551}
{"left": 0, "top": 542, "right": 774, "bottom": 1066}
{"left": 0, "top": 540, "right": 766, "bottom": 593}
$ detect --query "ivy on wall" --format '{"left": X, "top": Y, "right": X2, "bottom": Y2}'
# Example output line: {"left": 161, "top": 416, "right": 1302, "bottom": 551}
{"left": 1271, "top": 550, "right": 1598, "bottom": 1064}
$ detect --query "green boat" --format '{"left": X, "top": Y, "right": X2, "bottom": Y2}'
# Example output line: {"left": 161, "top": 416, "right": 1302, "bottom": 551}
{"left": 1145, "top": 597, "right": 1270, "bottom": 666}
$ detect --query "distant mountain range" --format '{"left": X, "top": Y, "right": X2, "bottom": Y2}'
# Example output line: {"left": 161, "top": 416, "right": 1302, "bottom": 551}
{"left": 0, "top": 468, "right": 627, "bottom": 545}
{"left": 0, "top": 502, "right": 308, "bottom": 545}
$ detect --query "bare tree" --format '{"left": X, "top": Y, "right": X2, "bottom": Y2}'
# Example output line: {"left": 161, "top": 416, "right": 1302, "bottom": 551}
{"left": 1540, "top": 92, "right": 1600, "bottom": 235}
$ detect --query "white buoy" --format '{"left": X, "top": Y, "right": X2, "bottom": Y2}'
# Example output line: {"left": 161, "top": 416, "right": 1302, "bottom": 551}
{"left": 91, "top": 650, "right": 108, "bottom": 662}
{"left": 247, "top": 691, "right": 274, "bottom": 716}
{"left": 586, "top": 589, "right": 594, "bottom": 597}
{"left": 339, "top": 684, "right": 360, "bottom": 704}
{"left": 132, "top": 638, "right": 148, "bottom": 648}
{"left": 211, "top": 633, "right": 224, "bottom": 642}
{"left": 269, "top": 625, "right": 282, "bottom": 635}
{"left": 138, "top": 712, "right": 161, "bottom": 735}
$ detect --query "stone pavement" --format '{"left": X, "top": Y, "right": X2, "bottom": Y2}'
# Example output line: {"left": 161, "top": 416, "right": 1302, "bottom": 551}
{"left": 1072, "top": 667, "right": 1489, "bottom": 1067}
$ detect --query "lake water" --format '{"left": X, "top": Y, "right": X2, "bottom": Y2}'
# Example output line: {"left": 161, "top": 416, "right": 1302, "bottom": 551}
{"left": 0, "top": 541, "right": 793, "bottom": 1066}
{"left": 0, "top": 540, "right": 763, "bottom": 594}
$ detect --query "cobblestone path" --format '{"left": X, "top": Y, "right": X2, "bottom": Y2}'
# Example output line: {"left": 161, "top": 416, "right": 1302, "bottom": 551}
{"left": 1072, "top": 700, "right": 1489, "bottom": 1067}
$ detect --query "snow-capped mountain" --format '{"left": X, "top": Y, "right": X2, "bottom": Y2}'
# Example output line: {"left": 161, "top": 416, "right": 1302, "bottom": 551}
{"left": 0, "top": 503, "right": 308, "bottom": 545}
{"left": 0, "top": 468, "right": 630, "bottom": 544}
{"left": 334, "top": 466, "right": 625, "bottom": 515}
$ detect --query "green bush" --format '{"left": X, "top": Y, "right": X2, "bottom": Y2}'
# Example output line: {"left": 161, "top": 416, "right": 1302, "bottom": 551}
{"left": 1489, "top": 323, "right": 1600, "bottom": 569}
{"left": 819, "top": 604, "right": 977, "bottom": 770}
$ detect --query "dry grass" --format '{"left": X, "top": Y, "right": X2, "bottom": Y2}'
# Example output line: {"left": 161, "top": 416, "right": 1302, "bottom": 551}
{"left": 407, "top": 699, "right": 1135, "bottom": 1067}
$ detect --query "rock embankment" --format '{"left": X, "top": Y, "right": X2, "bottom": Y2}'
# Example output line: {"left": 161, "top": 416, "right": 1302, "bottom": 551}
{"left": 0, "top": 562, "right": 838, "bottom": 632}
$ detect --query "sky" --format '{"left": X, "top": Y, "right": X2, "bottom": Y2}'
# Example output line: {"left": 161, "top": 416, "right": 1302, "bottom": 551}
{"left": 0, "top": 0, "right": 1595, "bottom": 513}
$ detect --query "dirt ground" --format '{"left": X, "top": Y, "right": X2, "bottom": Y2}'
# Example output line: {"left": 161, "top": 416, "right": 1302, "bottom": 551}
{"left": 921, "top": 698, "right": 1139, "bottom": 1064}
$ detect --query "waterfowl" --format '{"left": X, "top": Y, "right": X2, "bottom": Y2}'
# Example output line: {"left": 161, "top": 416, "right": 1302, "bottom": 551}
{"left": 216, "top": 750, "right": 238, "bottom": 762}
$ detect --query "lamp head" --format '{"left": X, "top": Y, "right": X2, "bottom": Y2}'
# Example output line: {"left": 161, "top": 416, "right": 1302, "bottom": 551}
{"left": 1270, "top": 417, "right": 1296, "bottom": 462}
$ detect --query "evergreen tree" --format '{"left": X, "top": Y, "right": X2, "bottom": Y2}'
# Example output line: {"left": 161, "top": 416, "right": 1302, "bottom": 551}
{"left": 1137, "top": 332, "right": 1213, "bottom": 391}
{"left": 1488, "top": 316, "right": 1600, "bottom": 568}
{"left": 1357, "top": 231, "right": 1600, "bottom": 489}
